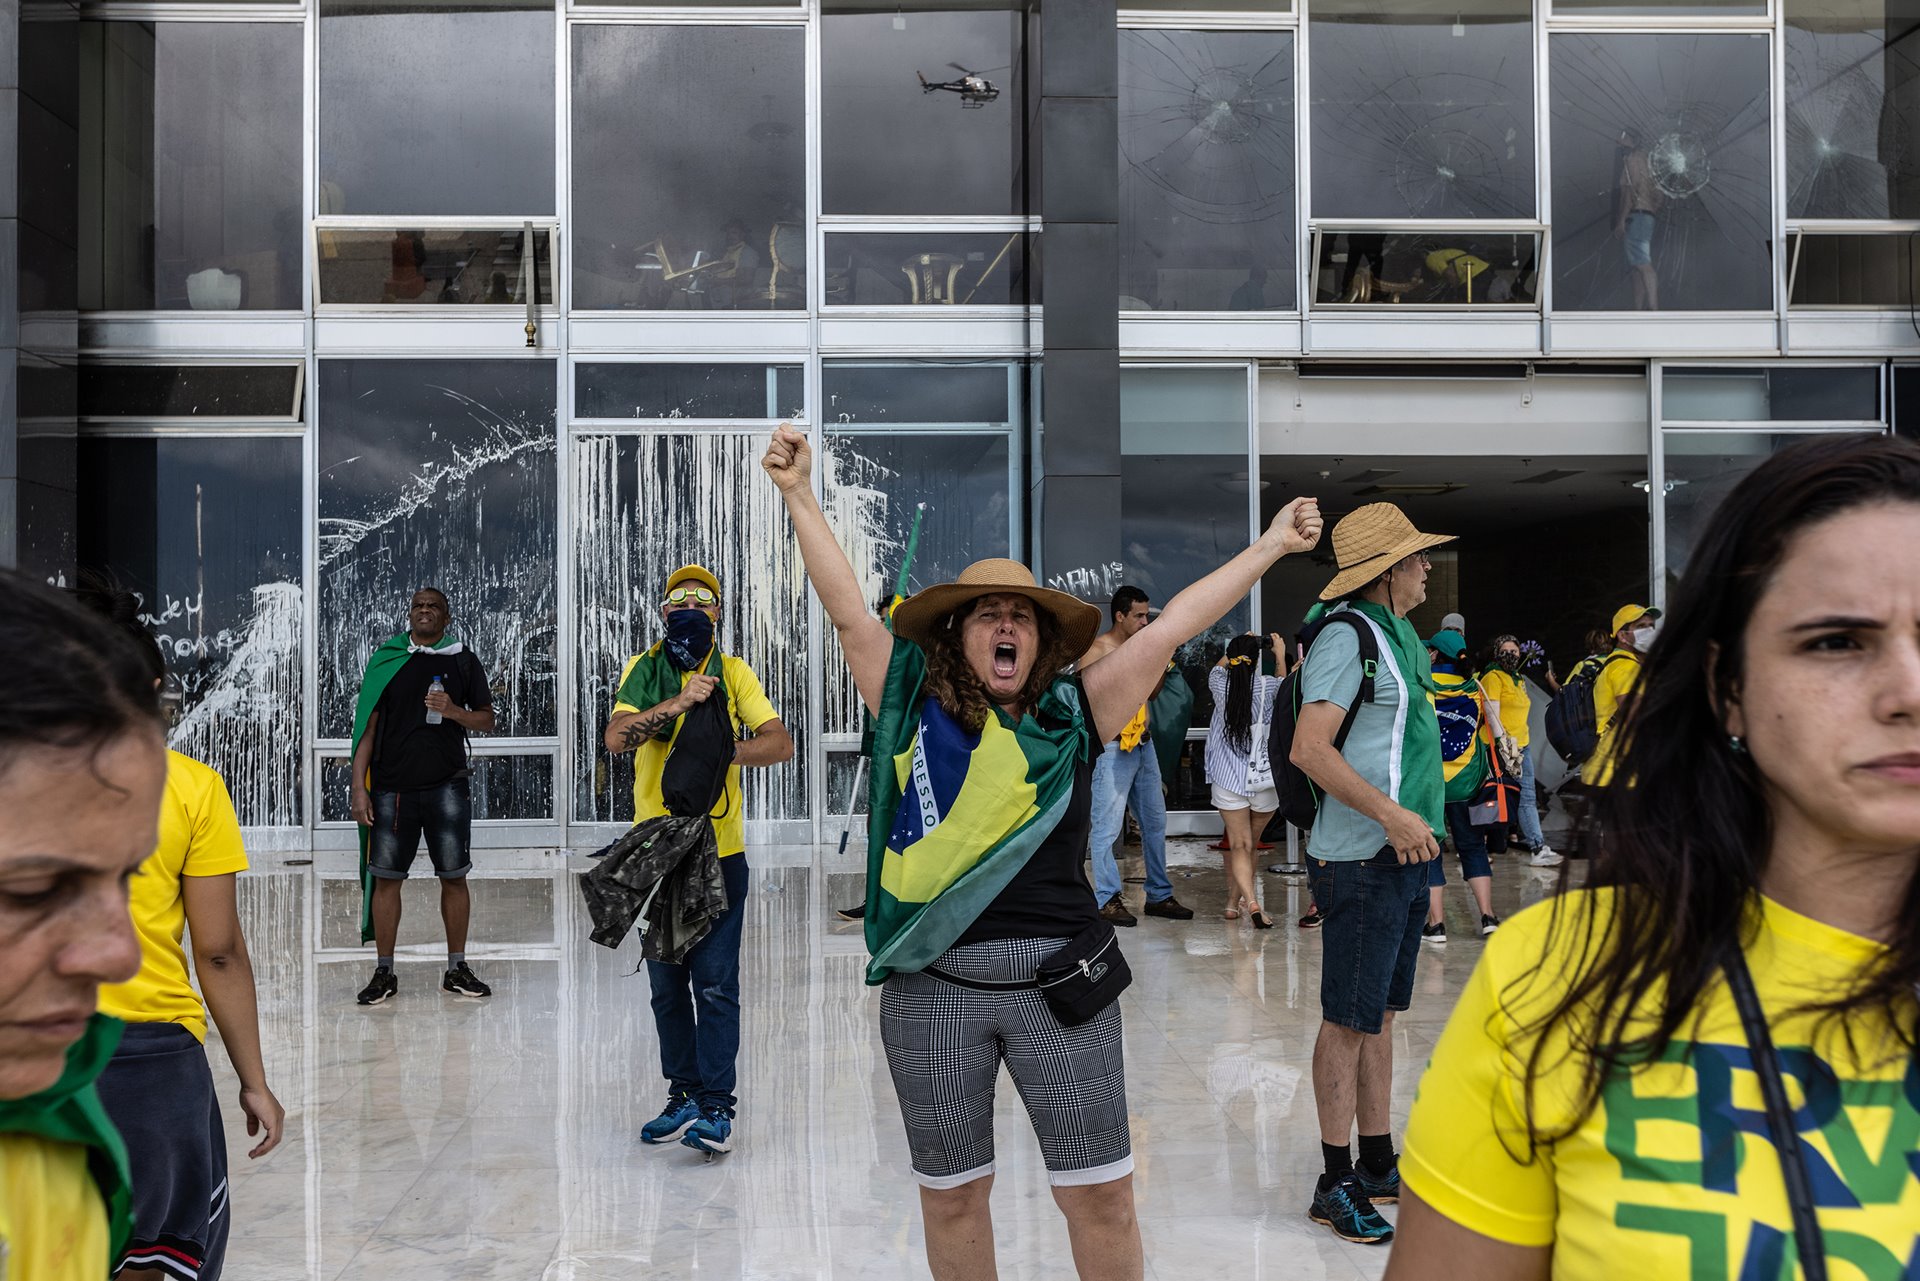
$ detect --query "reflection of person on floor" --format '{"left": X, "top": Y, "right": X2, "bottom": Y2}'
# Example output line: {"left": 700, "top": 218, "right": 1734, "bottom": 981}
{"left": 609, "top": 565, "right": 793, "bottom": 1157}
{"left": 1228, "top": 264, "right": 1269, "bottom": 310}
{"left": 350, "top": 587, "right": 497, "bottom": 1008}
{"left": 1614, "top": 128, "right": 1662, "bottom": 310}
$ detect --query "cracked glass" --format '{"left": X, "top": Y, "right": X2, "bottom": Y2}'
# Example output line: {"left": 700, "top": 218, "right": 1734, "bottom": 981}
{"left": 1120, "top": 29, "right": 1295, "bottom": 311}
{"left": 1309, "top": 0, "right": 1535, "bottom": 219}
{"left": 1786, "top": 0, "right": 1920, "bottom": 219}
{"left": 1549, "top": 32, "right": 1773, "bottom": 311}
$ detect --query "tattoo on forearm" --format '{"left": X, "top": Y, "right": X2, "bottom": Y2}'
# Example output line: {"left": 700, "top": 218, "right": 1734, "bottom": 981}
{"left": 617, "top": 709, "right": 674, "bottom": 751}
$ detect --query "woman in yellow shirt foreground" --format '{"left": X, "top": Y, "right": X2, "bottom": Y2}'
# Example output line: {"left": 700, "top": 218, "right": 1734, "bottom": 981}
{"left": 1389, "top": 432, "right": 1920, "bottom": 1280}
{"left": 0, "top": 570, "right": 168, "bottom": 1280}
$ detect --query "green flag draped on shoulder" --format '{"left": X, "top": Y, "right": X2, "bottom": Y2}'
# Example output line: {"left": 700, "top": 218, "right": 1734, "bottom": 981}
{"left": 1148, "top": 662, "right": 1193, "bottom": 782}
{"left": 352, "top": 631, "right": 463, "bottom": 943}
{"left": 614, "top": 641, "right": 724, "bottom": 717}
{"left": 861, "top": 639, "right": 1089, "bottom": 985}
{"left": 0, "top": 1014, "right": 135, "bottom": 1263}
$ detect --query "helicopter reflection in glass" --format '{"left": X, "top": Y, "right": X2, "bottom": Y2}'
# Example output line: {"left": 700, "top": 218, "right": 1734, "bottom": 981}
{"left": 916, "top": 63, "right": 1004, "bottom": 108}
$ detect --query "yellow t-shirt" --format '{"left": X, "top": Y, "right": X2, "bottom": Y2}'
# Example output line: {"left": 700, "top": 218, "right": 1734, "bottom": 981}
{"left": 1402, "top": 890, "right": 1920, "bottom": 1278}
{"left": 97, "top": 751, "right": 250, "bottom": 1041}
{"left": 1587, "top": 649, "right": 1643, "bottom": 787}
{"left": 1480, "top": 667, "right": 1531, "bottom": 747}
{"left": 0, "top": 1133, "right": 110, "bottom": 1281}
{"left": 613, "top": 652, "right": 779, "bottom": 858}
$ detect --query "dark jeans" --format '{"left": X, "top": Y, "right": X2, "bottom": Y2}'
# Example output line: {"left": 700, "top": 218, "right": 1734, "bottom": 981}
{"left": 1308, "top": 848, "right": 1428, "bottom": 1035}
{"left": 368, "top": 779, "right": 472, "bottom": 879}
{"left": 647, "top": 853, "right": 750, "bottom": 1111}
{"left": 1428, "top": 801, "right": 1493, "bottom": 886}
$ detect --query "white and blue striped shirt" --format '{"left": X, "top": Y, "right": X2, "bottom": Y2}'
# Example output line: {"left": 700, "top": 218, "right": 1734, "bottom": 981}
{"left": 1205, "top": 666, "right": 1281, "bottom": 795}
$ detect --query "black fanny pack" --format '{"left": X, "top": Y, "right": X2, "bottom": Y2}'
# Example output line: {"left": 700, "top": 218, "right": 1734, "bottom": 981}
{"left": 925, "top": 920, "right": 1132, "bottom": 1027}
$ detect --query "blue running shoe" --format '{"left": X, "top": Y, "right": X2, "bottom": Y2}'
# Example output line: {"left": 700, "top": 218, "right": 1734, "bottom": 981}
{"left": 1308, "top": 1173, "right": 1393, "bottom": 1244}
{"left": 1354, "top": 1157, "right": 1401, "bottom": 1205}
{"left": 640, "top": 1093, "right": 700, "bottom": 1145}
{"left": 681, "top": 1105, "right": 735, "bottom": 1155}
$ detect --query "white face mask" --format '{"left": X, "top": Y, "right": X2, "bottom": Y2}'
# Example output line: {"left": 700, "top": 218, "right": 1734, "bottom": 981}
{"left": 1629, "top": 619, "right": 1660, "bottom": 652}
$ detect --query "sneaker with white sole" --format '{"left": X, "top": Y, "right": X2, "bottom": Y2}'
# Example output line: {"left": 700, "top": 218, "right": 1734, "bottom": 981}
{"left": 641, "top": 1093, "right": 701, "bottom": 1145}
{"left": 442, "top": 963, "right": 492, "bottom": 998}
{"left": 1308, "top": 1173, "right": 1393, "bottom": 1245}
{"left": 1529, "top": 846, "right": 1564, "bottom": 867}
{"left": 1421, "top": 922, "right": 1447, "bottom": 946}
{"left": 356, "top": 966, "right": 397, "bottom": 1006}
{"left": 1481, "top": 913, "right": 1501, "bottom": 936}
{"left": 682, "top": 1105, "right": 735, "bottom": 1155}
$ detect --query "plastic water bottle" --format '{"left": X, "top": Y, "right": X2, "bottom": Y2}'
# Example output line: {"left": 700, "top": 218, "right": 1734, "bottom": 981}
{"left": 425, "top": 676, "right": 445, "bottom": 725}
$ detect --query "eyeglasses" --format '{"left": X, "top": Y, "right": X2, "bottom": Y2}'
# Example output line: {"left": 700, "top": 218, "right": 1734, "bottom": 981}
{"left": 663, "top": 585, "right": 718, "bottom": 607}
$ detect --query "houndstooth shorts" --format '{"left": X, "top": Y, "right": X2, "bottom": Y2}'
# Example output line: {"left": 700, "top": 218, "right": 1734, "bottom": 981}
{"left": 880, "top": 935, "right": 1133, "bottom": 1189}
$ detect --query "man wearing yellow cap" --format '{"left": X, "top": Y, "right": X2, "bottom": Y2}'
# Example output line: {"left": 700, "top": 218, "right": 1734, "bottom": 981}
{"left": 603, "top": 564, "right": 793, "bottom": 1157}
{"left": 1585, "top": 603, "right": 1661, "bottom": 789}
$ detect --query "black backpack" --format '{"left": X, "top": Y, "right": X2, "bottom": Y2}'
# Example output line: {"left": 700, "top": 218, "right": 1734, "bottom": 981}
{"left": 1269, "top": 611, "right": 1381, "bottom": 832}
{"left": 1543, "top": 653, "right": 1631, "bottom": 766}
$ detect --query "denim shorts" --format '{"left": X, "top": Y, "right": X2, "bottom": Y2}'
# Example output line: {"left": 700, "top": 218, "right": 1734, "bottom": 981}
{"left": 368, "top": 778, "right": 472, "bottom": 879}
{"left": 1308, "top": 847, "right": 1429, "bottom": 1034}
{"left": 1623, "top": 211, "right": 1656, "bottom": 268}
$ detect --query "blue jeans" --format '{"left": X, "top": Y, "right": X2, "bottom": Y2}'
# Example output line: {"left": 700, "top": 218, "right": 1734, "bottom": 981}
{"left": 1088, "top": 740, "right": 1171, "bottom": 905}
{"left": 1517, "top": 745, "right": 1546, "bottom": 849}
{"left": 647, "top": 853, "right": 749, "bottom": 1111}
{"left": 1429, "top": 802, "right": 1494, "bottom": 886}
{"left": 1308, "top": 849, "right": 1427, "bottom": 1035}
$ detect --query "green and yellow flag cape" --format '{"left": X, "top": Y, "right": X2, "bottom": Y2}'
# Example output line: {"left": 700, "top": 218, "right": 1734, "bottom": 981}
{"left": 352, "top": 631, "right": 463, "bottom": 943}
{"left": 0, "top": 1014, "right": 134, "bottom": 1262}
{"left": 862, "top": 638, "right": 1089, "bottom": 984}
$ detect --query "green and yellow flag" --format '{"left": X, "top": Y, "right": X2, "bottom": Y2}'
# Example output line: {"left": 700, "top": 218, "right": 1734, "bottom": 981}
{"left": 862, "top": 638, "right": 1088, "bottom": 984}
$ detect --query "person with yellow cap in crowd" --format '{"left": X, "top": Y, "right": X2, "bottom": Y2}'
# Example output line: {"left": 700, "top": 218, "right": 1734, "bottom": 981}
{"left": 1584, "top": 603, "right": 1661, "bottom": 789}
{"left": 605, "top": 564, "right": 793, "bottom": 1157}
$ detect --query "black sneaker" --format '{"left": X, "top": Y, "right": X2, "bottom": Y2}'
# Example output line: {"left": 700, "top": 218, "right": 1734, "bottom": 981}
{"left": 442, "top": 963, "right": 492, "bottom": 998}
{"left": 1143, "top": 896, "right": 1194, "bottom": 921}
{"left": 1421, "top": 922, "right": 1447, "bottom": 946}
{"left": 1298, "top": 906, "right": 1324, "bottom": 930}
{"left": 1308, "top": 1172, "right": 1393, "bottom": 1244}
{"left": 1480, "top": 913, "right": 1501, "bottom": 937}
{"left": 1099, "top": 895, "right": 1138, "bottom": 928}
{"left": 356, "top": 966, "right": 398, "bottom": 1006}
{"left": 836, "top": 903, "right": 865, "bottom": 921}
{"left": 1354, "top": 1156, "right": 1402, "bottom": 1205}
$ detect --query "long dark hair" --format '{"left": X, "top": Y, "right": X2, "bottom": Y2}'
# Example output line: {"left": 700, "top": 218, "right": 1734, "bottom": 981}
{"left": 1514, "top": 434, "right": 1920, "bottom": 1148}
{"left": 923, "top": 596, "right": 1078, "bottom": 734}
{"left": 0, "top": 567, "right": 164, "bottom": 777}
{"left": 1222, "top": 633, "right": 1263, "bottom": 755}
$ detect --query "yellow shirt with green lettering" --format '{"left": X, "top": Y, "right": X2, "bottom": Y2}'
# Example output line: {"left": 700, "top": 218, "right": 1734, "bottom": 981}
{"left": 1480, "top": 667, "right": 1531, "bottom": 748}
{"left": 1587, "top": 649, "right": 1643, "bottom": 787}
{"left": 613, "top": 652, "right": 779, "bottom": 858}
{"left": 1402, "top": 890, "right": 1920, "bottom": 1280}
{"left": 97, "top": 752, "right": 250, "bottom": 1041}
{"left": 0, "top": 1133, "right": 110, "bottom": 1280}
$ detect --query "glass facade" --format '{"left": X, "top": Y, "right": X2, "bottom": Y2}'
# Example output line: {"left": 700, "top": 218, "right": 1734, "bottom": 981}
{"left": 80, "top": 22, "right": 304, "bottom": 311}
{"left": 64, "top": 0, "right": 1908, "bottom": 839}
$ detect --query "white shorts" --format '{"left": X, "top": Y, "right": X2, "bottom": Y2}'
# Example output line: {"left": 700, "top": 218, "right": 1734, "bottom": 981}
{"left": 1212, "top": 781, "right": 1279, "bottom": 813}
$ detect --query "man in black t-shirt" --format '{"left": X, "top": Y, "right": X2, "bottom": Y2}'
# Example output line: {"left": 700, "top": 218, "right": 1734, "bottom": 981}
{"left": 350, "top": 588, "right": 497, "bottom": 1006}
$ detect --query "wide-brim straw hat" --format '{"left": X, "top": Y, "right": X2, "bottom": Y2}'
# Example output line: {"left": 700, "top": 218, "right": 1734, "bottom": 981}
{"left": 1319, "top": 503, "right": 1458, "bottom": 601}
{"left": 891, "top": 558, "right": 1103, "bottom": 656}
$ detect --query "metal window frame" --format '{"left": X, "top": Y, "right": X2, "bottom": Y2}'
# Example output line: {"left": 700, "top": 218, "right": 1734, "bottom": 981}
{"left": 75, "top": 358, "right": 307, "bottom": 425}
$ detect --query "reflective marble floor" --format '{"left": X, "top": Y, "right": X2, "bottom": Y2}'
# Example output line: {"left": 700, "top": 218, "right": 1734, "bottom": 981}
{"left": 210, "top": 841, "right": 1570, "bottom": 1280}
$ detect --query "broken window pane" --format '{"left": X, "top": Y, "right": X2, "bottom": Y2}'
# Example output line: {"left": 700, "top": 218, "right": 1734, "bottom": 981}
{"left": 1120, "top": 29, "right": 1296, "bottom": 311}
{"left": 1785, "top": 0, "right": 1920, "bottom": 219}
{"left": 78, "top": 437, "right": 304, "bottom": 827}
{"left": 570, "top": 434, "right": 809, "bottom": 825}
{"left": 1549, "top": 33, "right": 1773, "bottom": 311}
{"left": 1309, "top": 0, "right": 1535, "bottom": 219}
{"left": 572, "top": 25, "right": 805, "bottom": 310}
{"left": 317, "top": 359, "right": 558, "bottom": 740}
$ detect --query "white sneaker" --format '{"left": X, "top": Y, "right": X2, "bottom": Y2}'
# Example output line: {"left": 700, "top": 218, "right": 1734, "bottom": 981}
{"left": 1529, "top": 846, "right": 1564, "bottom": 867}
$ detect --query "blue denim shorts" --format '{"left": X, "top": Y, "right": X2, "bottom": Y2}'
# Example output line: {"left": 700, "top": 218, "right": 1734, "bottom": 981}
{"left": 369, "top": 778, "right": 472, "bottom": 879}
{"left": 1623, "top": 211, "right": 1656, "bottom": 268}
{"left": 1308, "top": 847, "right": 1429, "bottom": 1034}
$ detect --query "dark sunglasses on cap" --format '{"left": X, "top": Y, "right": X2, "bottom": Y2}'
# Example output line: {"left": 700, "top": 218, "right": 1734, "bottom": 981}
{"left": 664, "top": 584, "right": 718, "bottom": 607}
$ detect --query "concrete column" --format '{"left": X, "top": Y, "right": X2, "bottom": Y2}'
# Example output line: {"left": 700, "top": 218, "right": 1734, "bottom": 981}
{"left": 1032, "top": 0, "right": 1121, "bottom": 602}
{"left": 0, "top": 0, "right": 78, "bottom": 577}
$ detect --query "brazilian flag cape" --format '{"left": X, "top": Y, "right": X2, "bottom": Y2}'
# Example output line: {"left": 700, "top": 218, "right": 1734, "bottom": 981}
{"left": 0, "top": 1014, "right": 134, "bottom": 1263}
{"left": 1147, "top": 662, "right": 1193, "bottom": 782}
{"left": 863, "top": 638, "right": 1090, "bottom": 985}
{"left": 352, "top": 631, "right": 464, "bottom": 943}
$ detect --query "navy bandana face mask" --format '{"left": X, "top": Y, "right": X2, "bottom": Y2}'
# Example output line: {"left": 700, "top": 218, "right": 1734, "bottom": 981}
{"left": 665, "top": 608, "right": 716, "bottom": 671}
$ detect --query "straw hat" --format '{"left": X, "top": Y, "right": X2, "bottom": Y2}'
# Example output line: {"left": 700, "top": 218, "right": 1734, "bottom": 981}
{"left": 1318, "top": 504, "right": 1457, "bottom": 601}
{"left": 890, "top": 559, "right": 1102, "bottom": 656}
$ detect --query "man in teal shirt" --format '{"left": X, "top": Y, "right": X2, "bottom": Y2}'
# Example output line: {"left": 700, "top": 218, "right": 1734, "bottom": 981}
{"left": 1289, "top": 503, "right": 1451, "bottom": 1247}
